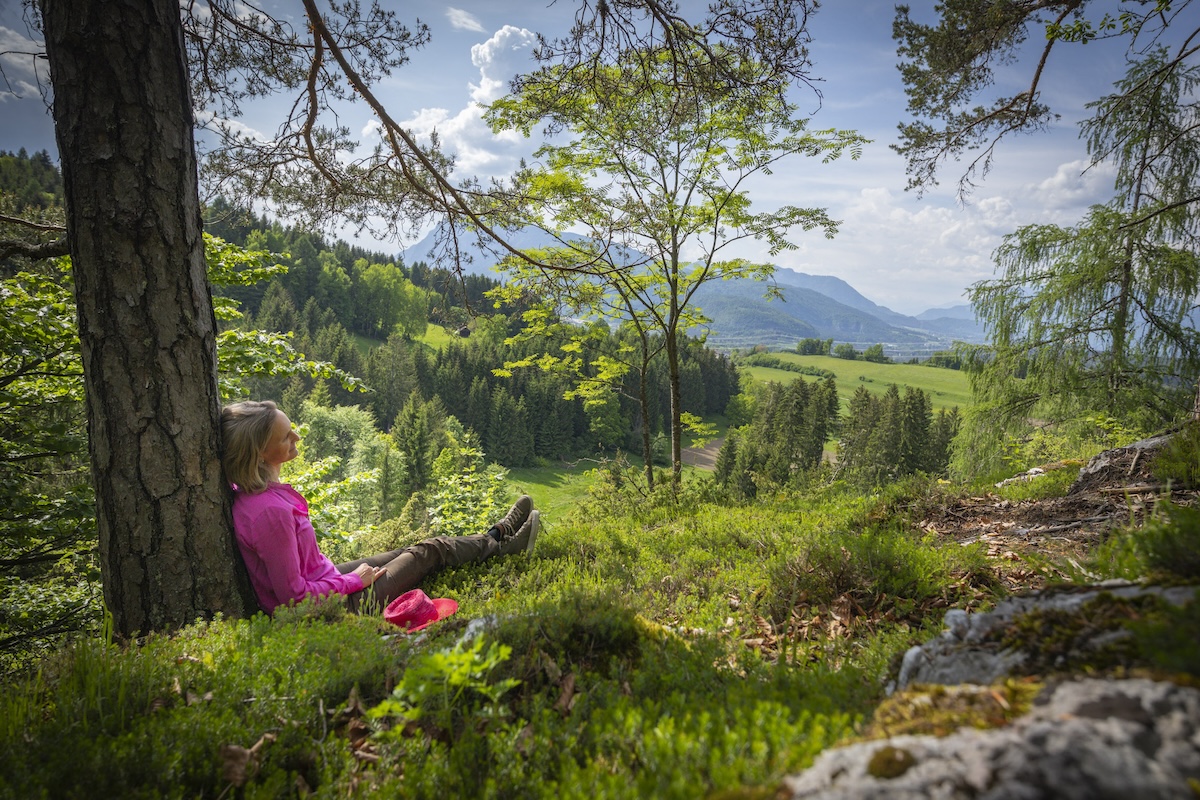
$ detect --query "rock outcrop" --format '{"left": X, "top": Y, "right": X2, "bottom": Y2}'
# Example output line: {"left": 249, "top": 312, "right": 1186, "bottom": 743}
{"left": 783, "top": 581, "right": 1200, "bottom": 798}
{"left": 894, "top": 581, "right": 1199, "bottom": 690}
{"left": 784, "top": 677, "right": 1200, "bottom": 799}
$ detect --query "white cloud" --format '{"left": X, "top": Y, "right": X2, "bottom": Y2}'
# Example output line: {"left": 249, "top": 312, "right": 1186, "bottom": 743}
{"left": 388, "top": 25, "right": 537, "bottom": 175}
{"left": 0, "top": 26, "right": 48, "bottom": 103}
{"left": 469, "top": 25, "right": 536, "bottom": 104}
{"left": 196, "top": 111, "right": 269, "bottom": 144}
{"left": 1027, "top": 158, "right": 1115, "bottom": 212}
{"left": 446, "top": 8, "right": 486, "bottom": 33}
{"left": 764, "top": 186, "right": 1022, "bottom": 315}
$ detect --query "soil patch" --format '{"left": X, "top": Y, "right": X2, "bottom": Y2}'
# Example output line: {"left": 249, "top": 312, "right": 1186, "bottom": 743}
{"left": 917, "top": 436, "right": 1197, "bottom": 593}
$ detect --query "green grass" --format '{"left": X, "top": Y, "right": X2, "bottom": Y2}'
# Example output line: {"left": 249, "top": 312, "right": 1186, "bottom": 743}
{"left": 991, "top": 465, "right": 1080, "bottom": 502}
{"left": 0, "top": 480, "right": 1002, "bottom": 800}
{"left": 504, "top": 461, "right": 603, "bottom": 522}
{"left": 504, "top": 442, "right": 720, "bottom": 524}
{"left": 418, "top": 324, "right": 461, "bottom": 350}
{"left": 350, "top": 324, "right": 458, "bottom": 356}
{"left": 350, "top": 331, "right": 383, "bottom": 356}
{"left": 7, "top": 464, "right": 1195, "bottom": 798}
{"left": 742, "top": 354, "right": 971, "bottom": 411}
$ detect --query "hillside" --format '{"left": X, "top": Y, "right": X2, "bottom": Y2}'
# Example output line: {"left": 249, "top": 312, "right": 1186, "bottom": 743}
{"left": 783, "top": 433, "right": 1200, "bottom": 796}
{"left": 690, "top": 279, "right": 935, "bottom": 350}
{"left": 4, "top": 429, "right": 1196, "bottom": 799}
{"left": 402, "top": 228, "right": 986, "bottom": 353}
{"left": 739, "top": 353, "right": 971, "bottom": 411}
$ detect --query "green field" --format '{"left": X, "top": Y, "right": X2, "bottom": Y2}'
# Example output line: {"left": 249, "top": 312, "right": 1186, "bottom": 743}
{"left": 348, "top": 324, "right": 462, "bottom": 357}
{"left": 740, "top": 353, "right": 972, "bottom": 411}
{"left": 505, "top": 439, "right": 720, "bottom": 522}
{"left": 504, "top": 462, "right": 601, "bottom": 523}
{"left": 419, "top": 324, "right": 461, "bottom": 350}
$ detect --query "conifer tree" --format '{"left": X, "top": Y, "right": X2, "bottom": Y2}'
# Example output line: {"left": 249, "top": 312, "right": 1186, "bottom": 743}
{"left": 899, "top": 387, "right": 932, "bottom": 475}
{"left": 466, "top": 376, "right": 492, "bottom": 442}
{"left": 393, "top": 390, "right": 435, "bottom": 496}
{"left": 837, "top": 386, "right": 878, "bottom": 476}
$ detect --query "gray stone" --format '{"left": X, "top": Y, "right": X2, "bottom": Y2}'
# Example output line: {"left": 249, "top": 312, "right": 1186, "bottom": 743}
{"left": 891, "top": 583, "right": 1199, "bottom": 691}
{"left": 784, "top": 678, "right": 1200, "bottom": 800}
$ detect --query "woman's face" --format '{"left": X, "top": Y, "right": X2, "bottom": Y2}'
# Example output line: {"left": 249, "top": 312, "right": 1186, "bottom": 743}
{"left": 261, "top": 410, "right": 300, "bottom": 470}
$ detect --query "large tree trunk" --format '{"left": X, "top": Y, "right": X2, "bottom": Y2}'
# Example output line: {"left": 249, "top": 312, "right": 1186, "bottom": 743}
{"left": 41, "top": 0, "right": 257, "bottom": 635}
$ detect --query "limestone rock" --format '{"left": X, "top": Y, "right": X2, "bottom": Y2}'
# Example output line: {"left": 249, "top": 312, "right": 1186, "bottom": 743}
{"left": 894, "top": 581, "right": 1199, "bottom": 691}
{"left": 784, "top": 678, "right": 1200, "bottom": 799}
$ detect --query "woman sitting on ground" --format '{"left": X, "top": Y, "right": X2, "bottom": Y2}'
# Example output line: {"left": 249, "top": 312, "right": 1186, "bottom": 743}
{"left": 220, "top": 399, "right": 539, "bottom": 615}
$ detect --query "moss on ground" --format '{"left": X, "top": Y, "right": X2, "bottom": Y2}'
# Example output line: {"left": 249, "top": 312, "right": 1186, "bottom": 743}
{"left": 861, "top": 679, "right": 1043, "bottom": 740}
{"left": 993, "top": 590, "right": 1200, "bottom": 679}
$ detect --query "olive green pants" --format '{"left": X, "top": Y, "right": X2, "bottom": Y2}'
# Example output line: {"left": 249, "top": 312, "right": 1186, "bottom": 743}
{"left": 336, "top": 532, "right": 500, "bottom": 613}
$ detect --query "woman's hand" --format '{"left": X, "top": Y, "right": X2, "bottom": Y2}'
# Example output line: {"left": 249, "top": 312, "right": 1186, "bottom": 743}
{"left": 353, "top": 563, "right": 387, "bottom": 587}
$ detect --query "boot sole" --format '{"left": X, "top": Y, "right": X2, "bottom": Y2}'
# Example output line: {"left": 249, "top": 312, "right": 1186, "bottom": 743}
{"left": 525, "top": 510, "right": 540, "bottom": 555}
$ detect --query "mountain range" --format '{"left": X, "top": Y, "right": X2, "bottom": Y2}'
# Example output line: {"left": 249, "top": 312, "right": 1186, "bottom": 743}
{"left": 401, "top": 231, "right": 986, "bottom": 354}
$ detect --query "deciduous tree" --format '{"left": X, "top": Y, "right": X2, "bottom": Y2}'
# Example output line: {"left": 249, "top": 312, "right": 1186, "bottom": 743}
{"left": 489, "top": 45, "right": 864, "bottom": 485}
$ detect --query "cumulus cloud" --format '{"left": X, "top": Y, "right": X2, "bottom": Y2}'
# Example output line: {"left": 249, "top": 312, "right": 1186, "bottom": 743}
{"left": 0, "top": 26, "right": 48, "bottom": 103}
{"left": 392, "top": 25, "right": 537, "bottom": 175}
{"left": 469, "top": 25, "right": 536, "bottom": 104}
{"left": 1027, "top": 158, "right": 1115, "bottom": 212}
{"left": 765, "top": 185, "right": 1024, "bottom": 315}
{"left": 446, "top": 8, "right": 486, "bottom": 33}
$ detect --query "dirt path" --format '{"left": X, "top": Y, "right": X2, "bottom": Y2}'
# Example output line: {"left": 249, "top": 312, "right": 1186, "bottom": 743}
{"left": 681, "top": 437, "right": 723, "bottom": 470}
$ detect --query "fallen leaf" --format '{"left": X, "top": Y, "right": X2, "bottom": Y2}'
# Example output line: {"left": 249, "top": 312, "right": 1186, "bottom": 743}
{"left": 220, "top": 733, "right": 276, "bottom": 787}
{"left": 555, "top": 672, "right": 577, "bottom": 716}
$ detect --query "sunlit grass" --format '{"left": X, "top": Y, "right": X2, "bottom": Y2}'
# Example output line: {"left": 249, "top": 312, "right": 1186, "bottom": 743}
{"left": 742, "top": 353, "right": 971, "bottom": 411}
{"left": 504, "top": 461, "right": 602, "bottom": 522}
{"left": 417, "top": 324, "right": 460, "bottom": 350}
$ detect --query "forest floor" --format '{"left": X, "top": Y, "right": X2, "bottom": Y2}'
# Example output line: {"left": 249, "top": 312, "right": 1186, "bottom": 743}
{"left": 915, "top": 442, "right": 1198, "bottom": 595}
{"left": 746, "top": 438, "right": 1198, "bottom": 660}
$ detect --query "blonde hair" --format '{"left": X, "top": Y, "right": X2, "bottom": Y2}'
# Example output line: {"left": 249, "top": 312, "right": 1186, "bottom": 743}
{"left": 220, "top": 400, "right": 281, "bottom": 494}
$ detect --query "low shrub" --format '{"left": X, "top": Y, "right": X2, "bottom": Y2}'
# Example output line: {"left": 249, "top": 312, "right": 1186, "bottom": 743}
{"left": 1153, "top": 422, "right": 1200, "bottom": 489}
{"left": 1087, "top": 501, "right": 1200, "bottom": 582}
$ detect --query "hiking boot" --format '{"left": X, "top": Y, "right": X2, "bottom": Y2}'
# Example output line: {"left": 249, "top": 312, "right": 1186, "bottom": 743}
{"left": 500, "top": 510, "right": 539, "bottom": 556}
{"left": 489, "top": 495, "right": 533, "bottom": 541}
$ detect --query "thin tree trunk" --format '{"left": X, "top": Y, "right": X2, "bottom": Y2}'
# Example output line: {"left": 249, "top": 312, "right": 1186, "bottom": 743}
{"left": 666, "top": 330, "right": 683, "bottom": 489}
{"left": 636, "top": 330, "right": 655, "bottom": 490}
{"left": 1112, "top": 120, "right": 1152, "bottom": 395}
{"left": 41, "top": 0, "right": 256, "bottom": 635}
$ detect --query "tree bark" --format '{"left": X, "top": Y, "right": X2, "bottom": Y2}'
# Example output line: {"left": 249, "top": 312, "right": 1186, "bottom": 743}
{"left": 666, "top": 327, "right": 683, "bottom": 489}
{"left": 40, "top": 0, "right": 257, "bottom": 635}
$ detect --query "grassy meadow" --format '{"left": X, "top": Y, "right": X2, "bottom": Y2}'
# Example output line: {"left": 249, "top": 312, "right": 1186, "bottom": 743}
{"left": 417, "top": 324, "right": 462, "bottom": 351}
{"left": 7, "top": 327, "right": 1195, "bottom": 799}
{"left": 0, "top": 475, "right": 1005, "bottom": 799}
{"left": 741, "top": 353, "right": 971, "bottom": 411}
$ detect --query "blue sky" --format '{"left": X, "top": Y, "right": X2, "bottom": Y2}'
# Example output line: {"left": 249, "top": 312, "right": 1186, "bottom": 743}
{"left": 0, "top": 1, "right": 1149, "bottom": 315}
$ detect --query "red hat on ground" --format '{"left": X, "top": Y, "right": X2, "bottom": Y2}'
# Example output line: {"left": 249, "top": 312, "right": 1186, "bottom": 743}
{"left": 384, "top": 589, "right": 459, "bottom": 633}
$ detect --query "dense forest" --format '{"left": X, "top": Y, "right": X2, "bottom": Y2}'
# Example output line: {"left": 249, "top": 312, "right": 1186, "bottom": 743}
{"left": 0, "top": 149, "right": 62, "bottom": 212}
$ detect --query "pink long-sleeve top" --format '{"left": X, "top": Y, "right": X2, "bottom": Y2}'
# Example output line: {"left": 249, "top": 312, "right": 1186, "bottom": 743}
{"left": 232, "top": 483, "right": 364, "bottom": 613}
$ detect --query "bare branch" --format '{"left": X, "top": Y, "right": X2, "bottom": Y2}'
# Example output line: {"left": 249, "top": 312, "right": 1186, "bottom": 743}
{"left": 0, "top": 236, "right": 69, "bottom": 261}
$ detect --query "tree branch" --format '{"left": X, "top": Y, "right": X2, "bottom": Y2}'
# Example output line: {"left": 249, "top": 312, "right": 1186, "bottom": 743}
{"left": 0, "top": 236, "right": 70, "bottom": 261}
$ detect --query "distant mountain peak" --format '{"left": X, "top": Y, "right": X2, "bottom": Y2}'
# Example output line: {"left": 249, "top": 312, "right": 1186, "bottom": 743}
{"left": 401, "top": 230, "right": 984, "bottom": 350}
